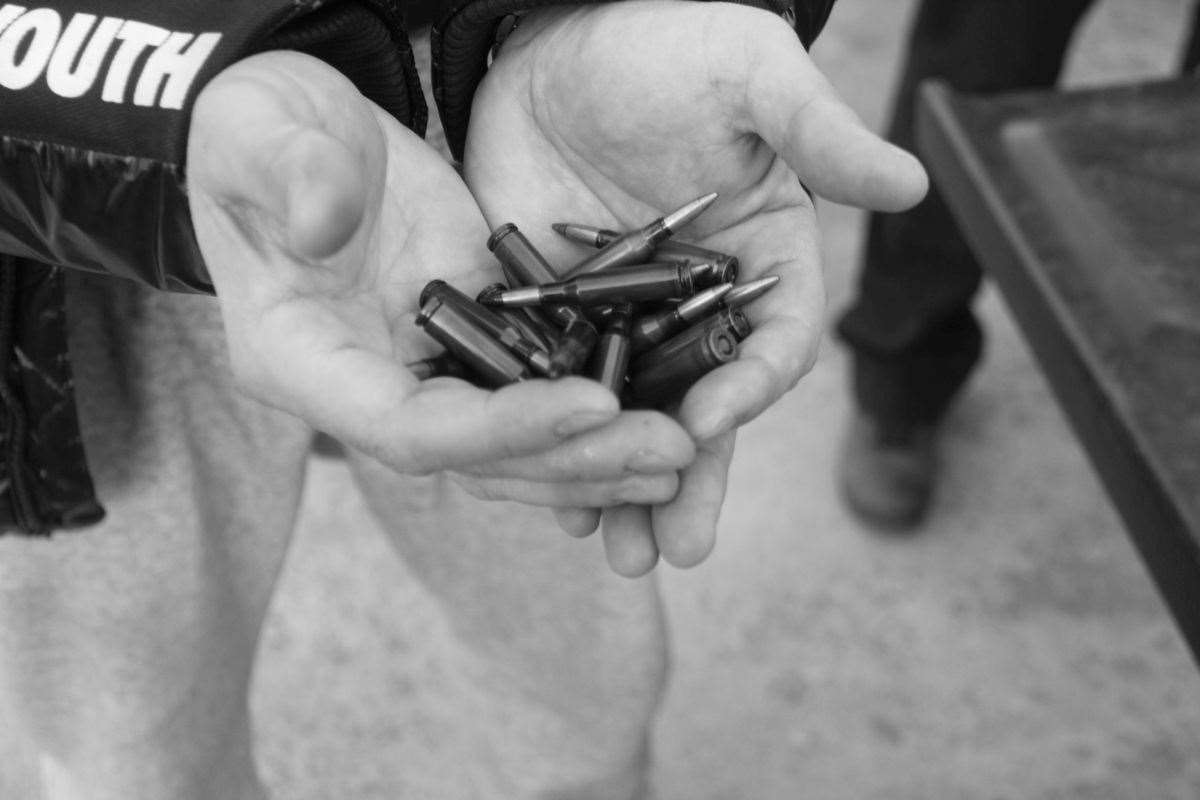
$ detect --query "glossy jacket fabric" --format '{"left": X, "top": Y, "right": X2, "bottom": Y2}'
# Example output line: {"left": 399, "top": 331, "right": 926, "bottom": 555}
{"left": 0, "top": 0, "right": 425, "bottom": 532}
{"left": 0, "top": 0, "right": 424, "bottom": 293}
{"left": 0, "top": 0, "right": 835, "bottom": 534}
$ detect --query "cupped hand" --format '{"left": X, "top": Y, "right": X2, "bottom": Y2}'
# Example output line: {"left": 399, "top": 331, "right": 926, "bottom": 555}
{"left": 186, "top": 50, "right": 696, "bottom": 513}
{"left": 464, "top": 1, "right": 928, "bottom": 574}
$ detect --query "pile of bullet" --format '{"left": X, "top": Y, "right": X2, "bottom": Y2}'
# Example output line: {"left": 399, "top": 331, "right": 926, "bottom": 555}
{"left": 411, "top": 192, "right": 779, "bottom": 409}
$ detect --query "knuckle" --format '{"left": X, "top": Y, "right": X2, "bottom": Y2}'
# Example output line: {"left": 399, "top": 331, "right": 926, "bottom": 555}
{"left": 744, "top": 356, "right": 787, "bottom": 404}
{"left": 797, "top": 337, "right": 822, "bottom": 377}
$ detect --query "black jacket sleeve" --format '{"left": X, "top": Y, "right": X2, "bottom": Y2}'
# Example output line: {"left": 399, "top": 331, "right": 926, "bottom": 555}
{"left": 0, "top": 0, "right": 425, "bottom": 293}
{"left": 432, "top": 0, "right": 837, "bottom": 161}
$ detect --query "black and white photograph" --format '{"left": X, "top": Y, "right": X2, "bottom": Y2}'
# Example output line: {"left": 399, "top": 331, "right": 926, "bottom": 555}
{"left": 0, "top": 0, "right": 1198, "bottom": 797}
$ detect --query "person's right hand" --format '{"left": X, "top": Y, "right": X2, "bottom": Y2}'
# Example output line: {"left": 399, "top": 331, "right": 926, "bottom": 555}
{"left": 462, "top": 2, "right": 927, "bottom": 574}
{"left": 186, "top": 50, "right": 696, "bottom": 514}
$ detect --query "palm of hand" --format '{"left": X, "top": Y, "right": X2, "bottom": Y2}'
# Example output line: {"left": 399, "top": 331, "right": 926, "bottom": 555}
{"left": 188, "top": 52, "right": 520, "bottom": 451}
{"left": 193, "top": 52, "right": 498, "bottom": 367}
{"left": 460, "top": 4, "right": 843, "bottom": 572}
{"left": 190, "top": 49, "right": 693, "bottom": 504}
{"left": 466, "top": 3, "right": 825, "bottom": 438}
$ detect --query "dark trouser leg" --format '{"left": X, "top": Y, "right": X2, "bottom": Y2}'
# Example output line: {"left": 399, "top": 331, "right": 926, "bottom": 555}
{"left": 837, "top": 0, "right": 1095, "bottom": 427}
{"left": 1182, "top": 1, "right": 1200, "bottom": 73}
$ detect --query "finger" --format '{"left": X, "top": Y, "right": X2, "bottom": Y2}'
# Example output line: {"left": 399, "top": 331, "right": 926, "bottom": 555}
{"left": 189, "top": 52, "right": 374, "bottom": 259}
{"left": 652, "top": 432, "right": 735, "bottom": 568}
{"left": 678, "top": 314, "right": 818, "bottom": 440}
{"left": 678, "top": 217, "right": 824, "bottom": 440}
{"left": 279, "top": 132, "right": 369, "bottom": 258}
{"left": 740, "top": 22, "right": 928, "bottom": 212}
{"left": 455, "top": 411, "right": 696, "bottom": 481}
{"left": 234, "top": 313, "right": 624, "bottom": 470}
{"left": 389, "top": 377, "right": 622, "bottom": 471}
{"left": 601, "top": 505, "right": 660, "bottom": 578}
{"left": 451, "top": 471, "right": 681, "bottom": 508}
{"left": 554, "top": 507, "right": 602, "bottom": 538}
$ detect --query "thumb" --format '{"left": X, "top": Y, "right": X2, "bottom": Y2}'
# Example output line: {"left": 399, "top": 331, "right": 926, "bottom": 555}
{"left": 272, "top": 130, "right": 368, "bottom": 258}
{"left": 741, "top": 26, "right": 928, "bottom": 212}
{"left": 188, "top": 52, "right": 373, "bottom": 259}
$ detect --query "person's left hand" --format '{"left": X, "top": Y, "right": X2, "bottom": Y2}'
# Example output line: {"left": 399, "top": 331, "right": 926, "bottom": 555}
{"left": 463, "top": 1, "right": 928, "bottom": 575}
{"left": 186, "top": 50, "right": 696, "bottom": 519}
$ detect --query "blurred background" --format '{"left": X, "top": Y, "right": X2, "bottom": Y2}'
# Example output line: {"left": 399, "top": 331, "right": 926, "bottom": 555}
{"left": 252, "top": 1, "right": 1200, "bottom": 797}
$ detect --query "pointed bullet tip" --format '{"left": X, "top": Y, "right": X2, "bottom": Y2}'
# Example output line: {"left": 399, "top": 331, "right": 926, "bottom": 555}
{"left": 723, "top": 275, "right": 780, "bottom": 309}
{"left": 686, "top": 192, "right": 719, "bottom": 216}
{"left": 663, "top": 191, "right": 719, "bottom": 232}
{"left": 551, "top": 222, "right": 568, "bottom": 235}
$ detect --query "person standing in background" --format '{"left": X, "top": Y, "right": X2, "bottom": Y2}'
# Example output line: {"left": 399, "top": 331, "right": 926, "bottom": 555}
{"left": 836, "top": 0, "right": 1200, "bottom": 530}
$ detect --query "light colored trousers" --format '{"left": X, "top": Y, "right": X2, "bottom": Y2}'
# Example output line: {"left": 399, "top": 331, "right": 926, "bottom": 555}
{"left": 0, "top": 272, "right": 667, "bottom": 799}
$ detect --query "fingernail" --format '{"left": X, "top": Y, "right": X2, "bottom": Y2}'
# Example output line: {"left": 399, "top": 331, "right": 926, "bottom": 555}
{"left": 626, "top": 449, "right": 675, "bottom": 473}
{"left": 554, "top": 411, "right": 615, "bottom": 438}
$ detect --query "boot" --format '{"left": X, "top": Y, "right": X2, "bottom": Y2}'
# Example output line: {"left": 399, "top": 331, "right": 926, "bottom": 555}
{"left": 838, "top": 410, "right": 937, "bottom": 531}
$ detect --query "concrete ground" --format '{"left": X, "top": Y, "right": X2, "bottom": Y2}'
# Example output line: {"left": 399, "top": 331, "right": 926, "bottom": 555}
{"left": 252, "top": 1, "right": 1200, "bottom": 797}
